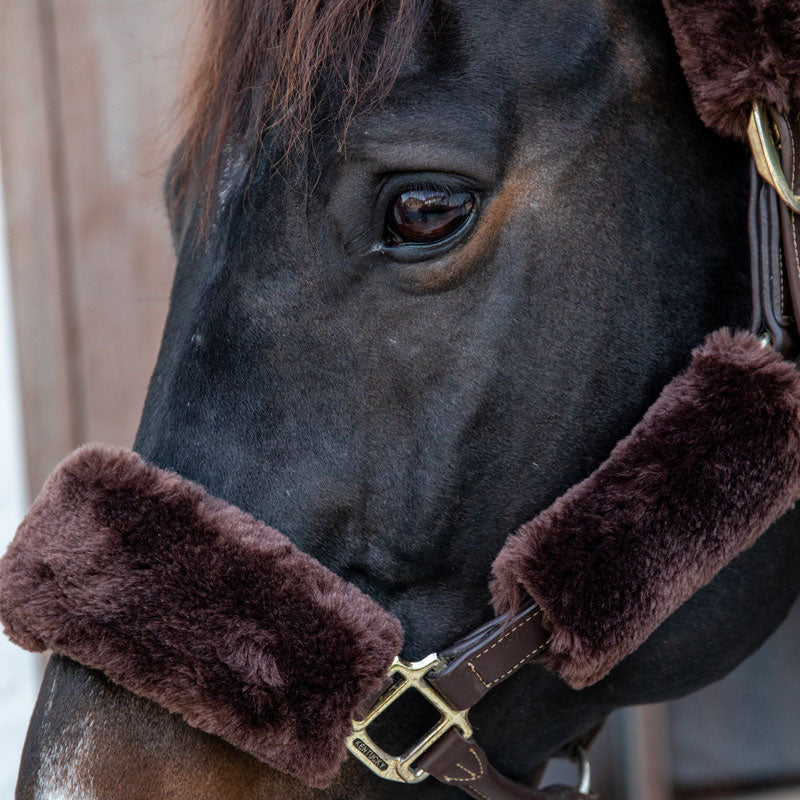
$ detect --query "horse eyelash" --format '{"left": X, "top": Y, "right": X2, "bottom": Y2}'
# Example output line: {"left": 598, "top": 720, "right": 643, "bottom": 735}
{"left": 395, "top": 180, "right": 463, "bottom": 196}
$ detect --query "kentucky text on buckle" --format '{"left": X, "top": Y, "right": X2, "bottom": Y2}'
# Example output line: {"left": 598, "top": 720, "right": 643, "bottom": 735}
{"left": 346, "top": 653, "right": 472, "bottom": 783}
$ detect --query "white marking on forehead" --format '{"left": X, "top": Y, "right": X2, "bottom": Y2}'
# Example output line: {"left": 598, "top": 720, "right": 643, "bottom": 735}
{"left": 34, "top": 710, "right": 99, "bottom": 800}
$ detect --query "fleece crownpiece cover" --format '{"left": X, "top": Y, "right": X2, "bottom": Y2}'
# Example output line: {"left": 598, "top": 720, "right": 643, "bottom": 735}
{"left": 2, "top": 330, "right": 800, "bottom": 785}
{"left": 662, "top": 0, "right": 800, "bottom": 139}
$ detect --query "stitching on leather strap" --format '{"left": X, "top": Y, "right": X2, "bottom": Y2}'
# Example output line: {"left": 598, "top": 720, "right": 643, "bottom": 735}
{"left": 443, "top": 746, "right": 485, "bottom": 783}
{"left": 474, "top": 611, "right": 540, "bottom": 659}
{"left": 466, "top": 611, "right": 550, "bottom": 688}
{"left": 781, "top": 219, "right": 786, "bottom": 313}
{"left": 788, "top": 120, "right": 800, "bottom": 287}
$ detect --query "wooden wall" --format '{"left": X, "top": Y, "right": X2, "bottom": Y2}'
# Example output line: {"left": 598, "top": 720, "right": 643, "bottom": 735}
{"left": 0, "top": 2, "right": 798, "bottom": 798}
{"left": 1, "top": 0, "right": 191, "bottom": 495}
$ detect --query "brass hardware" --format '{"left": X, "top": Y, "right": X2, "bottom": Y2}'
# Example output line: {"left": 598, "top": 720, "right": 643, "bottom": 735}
{"left": 347, "top": 652, "right": 473, "bottom": 784}
{"left": 748, "top": 101, "right": 800, "bottom": 214}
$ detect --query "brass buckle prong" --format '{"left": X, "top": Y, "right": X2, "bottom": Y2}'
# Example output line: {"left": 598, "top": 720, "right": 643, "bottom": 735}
{"left": 346, "top": 652, "right": 472, "bottom": 784}
{"left": 748, "top": 100, "right": 800, "bottom": 214}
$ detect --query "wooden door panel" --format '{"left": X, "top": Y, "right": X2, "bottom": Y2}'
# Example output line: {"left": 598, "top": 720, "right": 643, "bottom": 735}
{"left": 1, "top": 0, "right": 190, "bottom": 496}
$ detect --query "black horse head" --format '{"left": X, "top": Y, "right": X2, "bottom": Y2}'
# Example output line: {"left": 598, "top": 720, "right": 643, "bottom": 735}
{"left": 16, "top": 0, "right": 800, "bottom": 798}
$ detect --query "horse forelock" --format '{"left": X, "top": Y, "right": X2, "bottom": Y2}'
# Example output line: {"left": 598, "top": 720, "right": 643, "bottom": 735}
{"left": 175, "top": 0, "right": 433, "bottom": 221}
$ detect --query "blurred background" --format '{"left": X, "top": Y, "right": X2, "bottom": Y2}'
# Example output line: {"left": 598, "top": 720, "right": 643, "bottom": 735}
{"left": 0, "top": 1, "right": 798, "bottom": 798}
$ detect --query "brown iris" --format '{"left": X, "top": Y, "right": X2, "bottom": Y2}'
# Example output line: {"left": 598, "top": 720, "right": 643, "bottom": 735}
{"left": 385, "top": 188, "right": 474, "bottom": 245}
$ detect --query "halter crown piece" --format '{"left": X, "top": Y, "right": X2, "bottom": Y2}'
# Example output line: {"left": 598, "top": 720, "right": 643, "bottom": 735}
{"left": 3, "top": 3, "right": 800, "bottom": 799}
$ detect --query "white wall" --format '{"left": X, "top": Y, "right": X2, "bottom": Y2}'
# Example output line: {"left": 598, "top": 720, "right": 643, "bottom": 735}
{"left": 0, "top": 171, "right": 41, "bottom": 796}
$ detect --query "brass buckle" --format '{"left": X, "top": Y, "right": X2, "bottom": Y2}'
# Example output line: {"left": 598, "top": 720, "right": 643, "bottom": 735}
{"left": 346, "top": 652, "right": 472, "bottom": 783}
{"left": 748, "top": 100, "right": 800, "bottom": 213}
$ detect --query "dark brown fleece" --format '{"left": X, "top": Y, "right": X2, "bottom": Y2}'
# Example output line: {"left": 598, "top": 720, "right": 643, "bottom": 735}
{"left": 491, "top": 330, "right": 800, "bottom": 689}
{"left": 661, "top": 0, "right": 800, "bottom": 139}
{"left": 0, "top": 446, "right": 402, "bottom": 788}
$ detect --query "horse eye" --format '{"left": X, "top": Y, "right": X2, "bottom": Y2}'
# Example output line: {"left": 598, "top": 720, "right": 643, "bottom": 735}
{"left": 385, "top": 188, "right": 475, "bottom": 245}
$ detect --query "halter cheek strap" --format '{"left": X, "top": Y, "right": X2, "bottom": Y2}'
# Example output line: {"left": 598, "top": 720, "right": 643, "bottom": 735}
{"left": 663, "top": 0, "right": 800, "bottom": 353}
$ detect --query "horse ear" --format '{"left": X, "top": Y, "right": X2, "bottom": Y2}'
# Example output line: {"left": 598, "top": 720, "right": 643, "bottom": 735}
{"left": 491, "top": 329, "right": 800, "bottom": 689}
{"left": 661, "top": 0, "right": 800, "bottom": 139}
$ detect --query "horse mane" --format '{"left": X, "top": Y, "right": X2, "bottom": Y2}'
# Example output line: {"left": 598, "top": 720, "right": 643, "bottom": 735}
{"left": 177, "top": 0, "right": 430, "bottom": 215}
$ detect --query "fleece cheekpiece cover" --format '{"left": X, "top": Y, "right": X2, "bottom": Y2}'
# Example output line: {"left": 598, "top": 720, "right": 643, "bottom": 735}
{"left": 490, "top": 330, "right": 800, "bottom": 687}
{"left": 2, "top": 331, "right": 800, "bottom": 786}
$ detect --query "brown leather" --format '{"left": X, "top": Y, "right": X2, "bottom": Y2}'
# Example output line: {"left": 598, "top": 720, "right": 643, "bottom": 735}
{"left": 419, "top": 729, "right": 591, "bottom": 800}
{"left": 749, "top": 108, "right": 800, "bottom": 357}
{"left": 351, "top": 602, "right": 590, "bottom": 799}
{"left": 776, "top": 110, "right": 800, "bottom": 345}
{"left": 749, "top": 160, "right": 796, "bottom": 357}
{"left": 428, "top": 604, "right": 551, "bottom": 711}
{"left": 414, "top": 606, "right": 591, "bottom": 799}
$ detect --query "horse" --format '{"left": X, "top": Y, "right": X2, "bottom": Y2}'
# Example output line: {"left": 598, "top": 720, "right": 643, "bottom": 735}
{"left": 13, "top": 0, "right": 800, "bottom": 797}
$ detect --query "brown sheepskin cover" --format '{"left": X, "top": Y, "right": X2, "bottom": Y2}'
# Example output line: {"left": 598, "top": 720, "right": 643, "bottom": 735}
{"left": 491, "top": 330, "right": 800, "bottom": 689}
{"left": 0, "top": 446, "right": 402, "bottom": 788}
{"left": 662, "top": 0, "right": 800, "bottom": 139}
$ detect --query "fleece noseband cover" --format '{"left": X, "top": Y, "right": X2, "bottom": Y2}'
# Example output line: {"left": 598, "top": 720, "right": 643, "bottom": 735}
{"left": 0, "top": 447, "right": 403, "bottom": 787}
{"left": 2, "top": 330, "right": 800, "bottom": 785}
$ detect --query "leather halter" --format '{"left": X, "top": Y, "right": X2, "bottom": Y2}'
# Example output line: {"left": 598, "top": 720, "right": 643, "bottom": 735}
{"left": 347, "top": 604, "right": 565, "bottom": 797}
{"left": 344, "top": 102, "right": 800, "bottom": 800}
{"left": 351, "top": 13, "right": 800, "bottom": 786}
{"left": 393, "top": 20, "right": 800, "bottom": 792}
{"left": 749, "top": 102, "right": 800, "bottom": 356}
